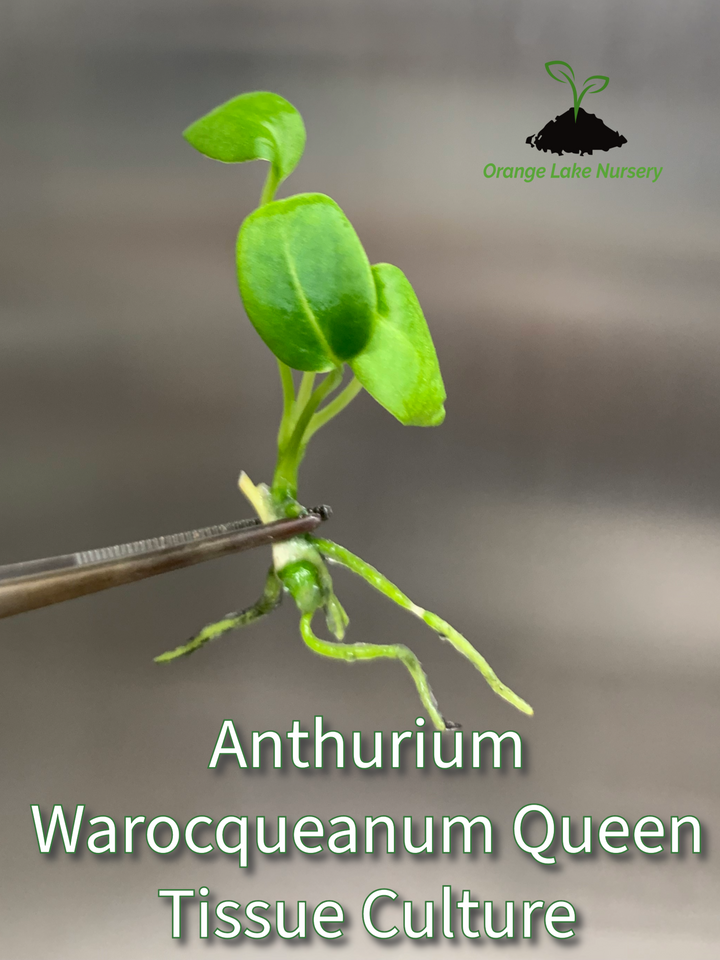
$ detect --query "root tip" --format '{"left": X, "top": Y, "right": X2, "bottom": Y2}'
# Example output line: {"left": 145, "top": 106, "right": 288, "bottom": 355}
{"left": 444, "top": 719, "right": 462, "bottom": 731}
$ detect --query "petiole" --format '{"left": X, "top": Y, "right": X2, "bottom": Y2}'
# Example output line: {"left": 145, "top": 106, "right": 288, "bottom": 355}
{"left": 304, "top": 376, "right": 363, "bottom": 444}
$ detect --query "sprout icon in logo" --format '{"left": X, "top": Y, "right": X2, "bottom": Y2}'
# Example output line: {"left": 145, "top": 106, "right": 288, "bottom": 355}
{"left": 526, "top": 61, "right": 627, "bottom": 157}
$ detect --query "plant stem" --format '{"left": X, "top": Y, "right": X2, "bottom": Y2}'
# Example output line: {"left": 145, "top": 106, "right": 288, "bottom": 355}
{"left": 272, "top": 368, "right": 343, "bottom": 500}
{"left": 277, "top": 371, "right": 318, "bottom": 455}
{"left": 286, "top": 368, "right": 343, "bottom": 454}
{"left": 304, "top": 376, "right": 363, "bottom": 444}
{"left": 311, "top": 537, "right": 534, "bottom": 716}
{"left": 575, "top": 85, "right": 592, "bottom": 115}
{"left": 260, "top": 164, "right": 280, "bottom": 206}
{"left": 277, "top": 360, "right": 296, "bottom": 449}
{"left": 569, "top": 79, "right": 580, "bottom": 120}
{"left": 296, "top": 372, "right": 316, "bottom": 413}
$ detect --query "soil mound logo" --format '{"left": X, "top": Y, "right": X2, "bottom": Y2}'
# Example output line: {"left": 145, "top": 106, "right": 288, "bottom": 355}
{"left": 526, "top": 60, "right": 627, "bottom": 157}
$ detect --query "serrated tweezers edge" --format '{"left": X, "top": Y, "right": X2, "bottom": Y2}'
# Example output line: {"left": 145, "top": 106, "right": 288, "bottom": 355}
{"left": 0, "top": 513, "right": 326, "bottom": 619}
{"left": 75, "top": 517, "right": 261, "bottom": 566}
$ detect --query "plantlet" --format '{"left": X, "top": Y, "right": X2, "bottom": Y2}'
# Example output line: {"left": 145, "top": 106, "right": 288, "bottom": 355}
{"left": 545, "top": 61, "right": 609, "bottom": 121}
{"left": 156, "top": 91, "right": 532, "bottom": 729}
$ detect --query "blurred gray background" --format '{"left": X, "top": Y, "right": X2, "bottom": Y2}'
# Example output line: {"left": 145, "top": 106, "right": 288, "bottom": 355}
{"left": 1, "top": 0, "right": 719, "bottom": 956}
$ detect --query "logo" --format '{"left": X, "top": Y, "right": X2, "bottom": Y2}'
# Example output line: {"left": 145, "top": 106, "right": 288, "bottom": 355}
{"left": 526, "top": 61, "right": 627, "bottom": 157}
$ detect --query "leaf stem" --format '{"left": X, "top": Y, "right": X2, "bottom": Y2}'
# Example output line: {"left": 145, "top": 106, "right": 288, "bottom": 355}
{"left": 260, "top": 164, "right": 280, "bottom": 206}
{"left": 296, "top": 372, "right": 316, "bottom": 413}
{"left": 277, "top": 360, "right": 296, "bottom": 448}
{"left": 272, "top": 368, "right": 343, "bottom": 500}
{"left": 304, "top": 376, "right": 363, "bottom": 444}
{"left": 287, "top": 369, "right": 343, "bottom": 452}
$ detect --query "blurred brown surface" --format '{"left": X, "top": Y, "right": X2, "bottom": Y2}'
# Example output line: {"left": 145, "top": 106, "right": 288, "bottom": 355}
{"left": 1, "top": 2, "right": 719, "bottom": 956}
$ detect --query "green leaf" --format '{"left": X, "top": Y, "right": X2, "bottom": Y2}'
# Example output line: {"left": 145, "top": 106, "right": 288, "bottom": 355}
{"left": 183, "top": 91, "right": 306, "bottom": 185}
{"left": 350, "top": 263, "right": 446, "bottom": 426}
{"left": 545, "top": 60, "right": 575, "bottom": 84}
{"left": 236, "top": 193, "right": 376, "bottom": 372}
{"left": 581, "top": 74, "right": 609, "bottom": 96}
{"left": 576, "top": 74, "right": 610, "bottom": 116}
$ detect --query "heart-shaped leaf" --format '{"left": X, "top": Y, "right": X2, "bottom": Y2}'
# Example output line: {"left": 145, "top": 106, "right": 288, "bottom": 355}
{"left": 183, "top": 91, "right": 306, "bottom": 185}
{"left": 237, "top": 193, "right": 376, "bottom": 372}
{"left": 350, "top": 263, "right": 446, "bottom": 426}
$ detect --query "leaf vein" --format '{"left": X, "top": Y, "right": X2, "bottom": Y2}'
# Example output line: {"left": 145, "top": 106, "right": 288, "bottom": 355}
{"left": 280, "top": 225, "right": 335, "bottom": 364}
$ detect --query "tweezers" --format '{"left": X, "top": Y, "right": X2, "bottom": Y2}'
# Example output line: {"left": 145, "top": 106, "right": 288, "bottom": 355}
{"left": 0, "top": 509, "right": 328, "bottom": 620}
